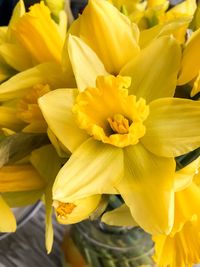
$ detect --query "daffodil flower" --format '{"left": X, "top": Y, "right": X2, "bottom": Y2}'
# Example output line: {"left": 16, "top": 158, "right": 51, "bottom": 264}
{"left": 107, "top": 0, "right": 196, "bottom": 44}
{"left": 102, "top": 157, "right": 200, "bottom": 266}
{"left": 178, "top": 27, "right": 200, "bottom": 97}
{"left": 0, "top": 0, "right": 72, "bottom": 133}
{"left": 39, "top": 30, "right": 200, "bottom": 235}
{"left": 0, "top": 0, "right": 66, "bottom": 72}
{"left": 153, "top": 157, "right": 200, "bottom": 267}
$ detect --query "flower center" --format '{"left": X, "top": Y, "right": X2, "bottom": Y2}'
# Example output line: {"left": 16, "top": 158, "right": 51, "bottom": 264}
{"left": 107, "top": 114, "right": 130, "bottom": 134}
{"left": 54, "top": 201, "right": 76, "bottom": 219}
{"left": 73, "top": 75, "right": 149, "bottom": 148}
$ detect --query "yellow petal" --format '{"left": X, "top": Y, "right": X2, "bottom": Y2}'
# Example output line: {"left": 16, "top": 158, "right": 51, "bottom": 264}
{"left": 0, "top": 106, "right": 23, "bottom": 131}
{"left": 178, "top": 28, "right": 200, "bottom": 85}
{"left": 0, "top": 164, "right": 45, "bottom": 192}
{"left": 38, "top": 89, "right": 88, "bottom": 153}
{"left": 44, "top": 0, "right": 65, "bottom": 19}
{"left": 175, "top": 157, "right": 200, "bottom": 192}
{"left": 102, "top": 204, "right": 138, "bottom": 227}
{"left": 0, "top": 196, "right": 16, "bottom": 232}
{"left": 116, "top": 143, "right": 175, "bottom": 235}
{"left": 53, "top": 138, "right": 123, "bottom": 203}
{"left": 0, "top": 43, "right": 33, "bottom": 71}
{"left": 141, "top": 98, "right": 200, "bottom": 157}
{"left": 173, "top": 182, "right": 200, "bottom": 233}
{"left": 69, "top": 0, "right": 139, "bottom": 74}
{"left": 54, "top": 195, "right": 101, "bottom": 224}
{"left": 0, "top": 61, "right": 16, "bottom": 83}
{"left": 165, "top": 0, "right": 196, "bottom": 21}
{"left": 68, "top": 35, "right": 108, "bottom": 91}
{"left": 121, "top": 36, "right": 181, "bottom": 103}
{"left": 0, "top": 62, "right": 67, "bottom": 101}
{"left": 139, "top": 18, "right": 191, "bottom": 48}
{"left": 153, "top": 219, "right": 200, "bottom": 267}
{"left": 191, "top": 71, "right": 200, "bottom": 97}
{"left": 11, "top": 2, "right": 64, "bottom": 64}
{"left": 30, "top": 144, "right": 63, "bottom": 253}
{"left": 0, "top": 27, "right": 7, "bottom": 43}
{"left": 6, "top": 0, "right": 25, "bottom": 41}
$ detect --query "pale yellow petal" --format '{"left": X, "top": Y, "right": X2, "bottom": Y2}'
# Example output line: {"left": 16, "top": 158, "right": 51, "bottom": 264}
{"left": 54, "top": 195, "right": 101, "bottom": 224}
{"left": 38, "top": 89, "right": 88, "bottom": 152}
{"left": 30, "top": 145, "right": 63, "bottom": 253}
{"left": 0, "top": 62, "right": 67, "bottom": 101}
{"left": 178, "top": 28, "right": 200, "bottom": 85}
{"left": 102, "top": 204, "right": 138, "bottom": 227}
{"left": 139, "top": 18, "right": 191, "bottom": 48}
{"left": 191, "top": 71, "right": 200, "bottom": 97}
{"left": 11, "top": 2, "right": 63, "bottom": 64}
{"left": 69, "top": 0, "right": 139, "bottom": 74}
{"left": 165, "top": 0, "right": 196, "bottom": 21}
{"left": 0, "top": 164, "right": 45, "bottom": 192}
{"left": 0, "top": 106, "right": 23, "bottom": 131}
{"left": 0, "top": 43, "right": 33, "bottom": 71}
{"left": 0, "top": 196, "right": 16, "bottom": 232}
{"left": 173, "top": 182, "right": 200, "bottom": 233}
{"left": 68, "top": 35, "right": 108, "bottom": 91}
{"left": 53, "top": 138, "right": 123, "bottom": 203}
{"left": 116, "top": 143, "right": 175, "bottom": 235}
{"left": 141, "top": 98, "right": 200, "bottom": 157}
{"left": 121, "top": 36, "right": 181, "bottom": 103}
{"left": 6, "top": 0, "right": 25, "bottom": 42}
{"left": 175, "top": 157, "right": 200, "bottom": 192}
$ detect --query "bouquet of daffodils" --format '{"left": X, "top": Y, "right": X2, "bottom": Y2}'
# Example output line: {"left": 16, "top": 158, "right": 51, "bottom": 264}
{"left": 0, "top": 0, "right": 200, "bottom": 266}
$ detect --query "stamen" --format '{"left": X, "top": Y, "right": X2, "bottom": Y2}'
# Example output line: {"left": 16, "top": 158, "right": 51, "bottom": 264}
{"left": 55, "top": 201, "right": 76, "bottom": 218}
{"left": 107, "top": 114, "right": 130, "bottom": 134}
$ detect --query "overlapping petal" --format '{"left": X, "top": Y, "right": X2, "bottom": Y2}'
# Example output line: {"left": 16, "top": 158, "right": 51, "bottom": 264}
{"left": 69, "top": 0, "right": 139, "bottom": 74}
{"left": 0, "top": 63, "right": 67, "bottom": 101}
{"left": 53, "top": 138, "right": 123, "bottom": 202}
{"left": 116, "top": 143, "right": 175, "bottom": 234}
{"left": 102, "top": 204, "right": 138, "bottom": 227}
{"left": 142, "top": 98, "right": 200, "bottom": 157}
{"left": 11, "top": 2, "right": 64, "bottom": 64}
{"left": 178, "top": 28, "right": 200, "bottom": 85}
{"left": 54, "top": 195, "right": 101, "bottom": 225}
{"left": 38, "top": 89, "right": 88, "bottom": 153}
{"left": 121, "top": 36, "right": 181, "bottom": 103}
{"left": 68, "top": 35, "right": 108, "bottom": 91}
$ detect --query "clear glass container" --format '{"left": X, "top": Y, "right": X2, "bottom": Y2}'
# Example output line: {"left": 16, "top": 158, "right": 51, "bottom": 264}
{"left": 63, "top": 220, "right": 155, "bottom": 267}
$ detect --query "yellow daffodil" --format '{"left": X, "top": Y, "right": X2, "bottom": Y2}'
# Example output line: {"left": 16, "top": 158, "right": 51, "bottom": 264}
{"left": 153, "top": 158, "right": 200, "bottom": 267}
{"left": 69, "top": 0, "right": 140, "bottom": 75}
{"left": 102, "top": 158, "right": 200, "bottom": 266}
{"left": 0, "top": 0, "right": 66, "bottom": 72}
{"left": 108, "top": 0, "right": 196, "bottom": 44}
{"left": 178, "top": 27, "right": 200, "bottom": 97}
{"left": 0, "top": 0, "right": 74, "bottom": 133}
{"left": 0, "top": 62, "right": 69, "bottom": 133}
{"left": 39, "top": 30, "right": 200, "bottom": 235}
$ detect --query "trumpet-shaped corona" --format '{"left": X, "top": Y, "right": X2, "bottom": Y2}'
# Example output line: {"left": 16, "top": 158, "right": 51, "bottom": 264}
{"left": 73, "top": 75, "right": 149, "bottom": 147}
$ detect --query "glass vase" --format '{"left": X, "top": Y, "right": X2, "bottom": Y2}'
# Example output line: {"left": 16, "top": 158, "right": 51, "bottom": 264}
{"left": 62, "top": 219, "right": 155, "bottom": 267}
